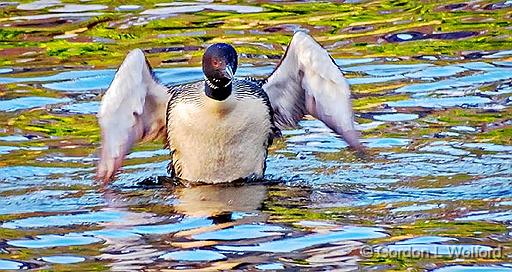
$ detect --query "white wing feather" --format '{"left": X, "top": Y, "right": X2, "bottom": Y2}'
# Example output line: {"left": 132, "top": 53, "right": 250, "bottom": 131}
{"left": 97, "top": 49, "right": 170, "bottom": 182}
{"left": 264, "top": 31, "right": 361, "bottom": 149}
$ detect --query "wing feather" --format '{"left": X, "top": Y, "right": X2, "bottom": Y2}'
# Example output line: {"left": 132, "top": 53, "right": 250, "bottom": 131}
{"left": 97, "top": 49, "right": 170, "bottom": 182}
{"left": 263, "top": 31, "right": 361, "bottom": 149}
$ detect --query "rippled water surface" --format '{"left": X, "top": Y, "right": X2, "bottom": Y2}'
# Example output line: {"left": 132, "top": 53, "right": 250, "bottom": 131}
{"left": 0, "top": 0, "right": 512, "bottom": 271}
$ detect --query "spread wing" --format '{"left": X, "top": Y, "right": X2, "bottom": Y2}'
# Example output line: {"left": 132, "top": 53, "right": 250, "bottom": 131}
{"left": 263, "top": 31, "right": 362, "bottom": 149}
{"left": 97, "top": 49, "right": 170, "bottom": 182}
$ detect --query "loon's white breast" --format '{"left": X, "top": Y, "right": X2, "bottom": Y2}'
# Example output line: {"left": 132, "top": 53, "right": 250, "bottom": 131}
{"left": 166, "top": 80, "right": 273, "bottom": 183}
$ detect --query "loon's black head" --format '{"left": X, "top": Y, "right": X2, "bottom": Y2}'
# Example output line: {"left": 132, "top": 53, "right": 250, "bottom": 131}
{"left": 202, "top": 43, "right": 238, "bottom": 101}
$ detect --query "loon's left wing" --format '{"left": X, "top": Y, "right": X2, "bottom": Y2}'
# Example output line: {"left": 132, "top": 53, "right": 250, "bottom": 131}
{"left": 97, "top": 49, "right": 170, "bottom": 182}
{"left": 263, "top": 31, "right": 362, "bottom": 150}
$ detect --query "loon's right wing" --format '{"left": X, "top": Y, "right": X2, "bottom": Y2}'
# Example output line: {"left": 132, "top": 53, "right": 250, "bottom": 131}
{"left": 263, "top": 31, "right": 362, "bottom": 150}
{"left": 97, "top": 49, "right": 170, "bottom": 182}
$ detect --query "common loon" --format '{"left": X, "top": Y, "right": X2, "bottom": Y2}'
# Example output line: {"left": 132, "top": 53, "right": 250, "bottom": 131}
{"left": 97, "top": 31, "right": 362, "bottom": 184}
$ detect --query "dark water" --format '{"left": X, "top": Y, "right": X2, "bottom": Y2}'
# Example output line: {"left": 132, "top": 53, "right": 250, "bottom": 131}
{"left": 1, "top": 0, "right": 512, "bottom": 271}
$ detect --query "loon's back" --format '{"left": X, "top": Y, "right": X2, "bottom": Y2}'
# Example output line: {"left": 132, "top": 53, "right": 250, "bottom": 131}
{"left": 166, "top": 79, "right": 277, "bottom": 183}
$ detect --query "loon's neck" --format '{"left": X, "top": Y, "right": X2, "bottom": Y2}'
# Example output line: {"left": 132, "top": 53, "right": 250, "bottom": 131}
{"left": 204, "top": 77, "right": 232, "bottom": 101}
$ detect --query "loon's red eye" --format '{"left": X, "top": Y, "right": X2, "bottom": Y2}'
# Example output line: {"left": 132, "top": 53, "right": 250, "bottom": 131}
{"left": 212, "top": 59, "right": 221, "bottom": 68}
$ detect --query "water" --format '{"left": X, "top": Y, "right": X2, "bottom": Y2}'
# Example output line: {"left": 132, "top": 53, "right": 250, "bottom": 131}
{"left": 0, "top": 0, "right": 511, "bottom": 271}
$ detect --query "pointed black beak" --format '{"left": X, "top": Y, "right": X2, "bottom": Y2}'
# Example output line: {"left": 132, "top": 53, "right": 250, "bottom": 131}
{"left": 223, "top": 65, "right": 234, "bottom": 80}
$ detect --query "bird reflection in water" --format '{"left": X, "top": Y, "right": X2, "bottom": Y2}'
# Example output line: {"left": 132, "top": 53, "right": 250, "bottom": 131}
{"left": 94, "top": 180, "right": 368, "bottom": 271}
{"left": 96, "top": 182, "right": 268, "bottom": 271}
